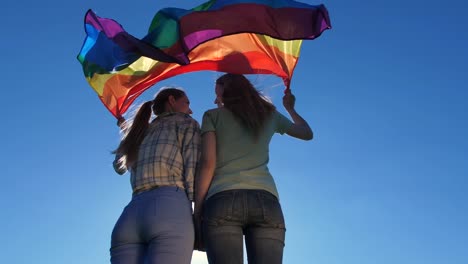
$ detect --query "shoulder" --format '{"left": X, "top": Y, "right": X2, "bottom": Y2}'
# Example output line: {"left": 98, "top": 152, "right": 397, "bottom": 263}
{"left": 202, "top": 108, "right": 230, "bottom": 124}
{"left": 177, "top": 113, "right": 200, "bottom": 127}
{"left": 159, "top": 113, "right": 199, "bottom": 129}
{"left": 271, "top": 110, "right": 288, "bottom": 120}
{"left": 171, "top": 112, "right": 197, "bottom": 121}
{"left": 203, "top": 107, "right": 231, "bottom": 118}
{"left": 204, "top": 107, "right": 223, "bottom": 115}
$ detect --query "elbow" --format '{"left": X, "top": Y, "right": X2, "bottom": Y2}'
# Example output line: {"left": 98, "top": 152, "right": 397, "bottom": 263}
{"left": 301, "top": 128, "right": 313, "bottom": 140}
{"left": 301, "top": 128, "right": 313, "bottom": 141}
{"left": 304, "top": 131, "right": 313, "bottom": 141}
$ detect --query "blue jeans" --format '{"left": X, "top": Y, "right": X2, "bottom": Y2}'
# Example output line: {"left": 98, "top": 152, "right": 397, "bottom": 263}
{"left": 110, "top": 186, "right": 194, "bottom": 264}
{"left": 203, "top": 189, "right": 286, "bottom": 264}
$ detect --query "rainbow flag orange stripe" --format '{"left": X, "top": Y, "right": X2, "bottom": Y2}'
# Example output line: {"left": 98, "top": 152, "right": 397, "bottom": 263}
{"left": 77, "top": 0, "right": 331, "bottom": 118}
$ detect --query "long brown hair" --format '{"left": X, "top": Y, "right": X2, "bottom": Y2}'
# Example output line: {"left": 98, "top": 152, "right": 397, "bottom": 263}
{"left": 216, "top": 74, "right": 275, "bottom": 139}
{"left": 114, "top": 88, "right": 186, "bottom": 167}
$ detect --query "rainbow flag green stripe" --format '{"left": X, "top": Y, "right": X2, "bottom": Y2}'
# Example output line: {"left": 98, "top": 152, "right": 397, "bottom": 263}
{"left": 77, "top": 0, "right": 331, "bottom": 118}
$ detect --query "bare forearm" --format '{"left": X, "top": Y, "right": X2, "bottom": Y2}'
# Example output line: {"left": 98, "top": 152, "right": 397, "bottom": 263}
{"left": 195, "top": 131, "right": 217, "bottom": 214}
{"left": 287, "top": 108, "right": 306, "bottom": 125}
{"left": 287, "top": 108, "right": 313, "bottom": 139}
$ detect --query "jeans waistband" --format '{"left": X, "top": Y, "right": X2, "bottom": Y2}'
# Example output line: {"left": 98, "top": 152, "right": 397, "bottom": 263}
{"left": 210, "top": 189, "right": 278, "bottom": 201}
{"left": 132, "top": 186, "right": 184, "bottom": 199}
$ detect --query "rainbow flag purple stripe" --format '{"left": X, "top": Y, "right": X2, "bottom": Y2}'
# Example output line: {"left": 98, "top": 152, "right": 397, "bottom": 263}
{"left": 77, "top": 0, "right": 331, "bottom": 118}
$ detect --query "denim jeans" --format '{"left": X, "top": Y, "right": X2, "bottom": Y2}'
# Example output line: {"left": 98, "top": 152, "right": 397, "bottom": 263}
{"left": 203, "top": 189, "right": 286, "bottom": 264}
{"left": 110, "top": 186, "right": 194, "bottom": 264}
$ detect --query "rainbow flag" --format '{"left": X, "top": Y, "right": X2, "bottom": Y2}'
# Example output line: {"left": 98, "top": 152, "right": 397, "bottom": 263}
{"left": 77, "top": 0, "right": 331, "bottom": 118}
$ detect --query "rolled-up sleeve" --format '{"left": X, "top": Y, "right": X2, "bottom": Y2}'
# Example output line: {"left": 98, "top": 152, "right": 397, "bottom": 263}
{"left": 113, "top": 153, "right": 127, "bottom": 175}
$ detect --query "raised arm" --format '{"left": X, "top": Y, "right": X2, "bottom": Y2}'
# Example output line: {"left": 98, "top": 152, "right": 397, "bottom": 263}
{"left": 283, "top": 90, "right": 313, "bottom": 140}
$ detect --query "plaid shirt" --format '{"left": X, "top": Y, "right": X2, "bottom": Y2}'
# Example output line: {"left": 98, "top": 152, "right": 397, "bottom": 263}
{"left": 130, "top": 112, "right": 201, "bottom": 200}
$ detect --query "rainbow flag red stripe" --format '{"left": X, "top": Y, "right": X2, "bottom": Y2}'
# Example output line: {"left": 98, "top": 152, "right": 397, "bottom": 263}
{"left": 77, "top": 0, "right": 331, "bottom": 118}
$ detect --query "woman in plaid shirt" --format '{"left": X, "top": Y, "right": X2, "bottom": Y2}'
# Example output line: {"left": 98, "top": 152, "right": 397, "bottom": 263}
{"left": 110, "top": 88, "right": 201, "bottom": 264}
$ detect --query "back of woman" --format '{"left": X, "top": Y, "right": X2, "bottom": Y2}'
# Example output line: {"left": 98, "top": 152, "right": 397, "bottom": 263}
{"left": 131, "top": 111, "right": 200, "bottom": 195}
{"left": 194, "top": 74, "right": 313, "bottom": 264}
{"left": 111, "top": 88, "right": 201, "bottom": 264}
{"left": 201, "top": 106, "right": 292, "bottom": 200}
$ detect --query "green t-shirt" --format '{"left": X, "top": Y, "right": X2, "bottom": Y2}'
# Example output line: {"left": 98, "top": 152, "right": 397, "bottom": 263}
{"left": 201, "top": 107, "right": 293, "bottom": 200}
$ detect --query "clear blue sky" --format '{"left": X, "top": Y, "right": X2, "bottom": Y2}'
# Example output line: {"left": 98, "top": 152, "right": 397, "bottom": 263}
{"left": 1, "top": 0, "right": 467, "bottom": 263}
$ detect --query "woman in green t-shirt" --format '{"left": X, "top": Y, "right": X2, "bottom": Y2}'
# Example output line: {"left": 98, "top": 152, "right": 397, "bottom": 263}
{"left": 194, "top": 74, "right": 313, "bottom": 263}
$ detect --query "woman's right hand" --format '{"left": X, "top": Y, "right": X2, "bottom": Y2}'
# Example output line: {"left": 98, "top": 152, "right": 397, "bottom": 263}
{"left": 117, "top": 116, "right": 126, "bottom": 128}
{"left": 282, "top": 89, "right": 314, "bottom": 140}
{"left": 193, "top": 212, "right": 206, "bottom": 251}
{"left": 283, "top": 89, "right": 296, "bottom": 112}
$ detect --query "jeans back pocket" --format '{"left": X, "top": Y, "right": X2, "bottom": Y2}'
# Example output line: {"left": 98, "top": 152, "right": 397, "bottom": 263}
{"left": 204, "top": 191, "right": 235, "bottom": 225}
{"left": 260, "top": 191, "right": 286, "bottom": 229}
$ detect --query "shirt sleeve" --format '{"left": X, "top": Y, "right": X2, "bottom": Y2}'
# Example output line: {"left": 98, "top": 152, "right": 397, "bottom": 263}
{"left": 274, "top": 111, "right": 294, "bottom": 135}
{"left": 181, "top": 118, "right": 201, "bottom": 201}
{"left": 113, "top": 153, "right": 127, "bottom": 175}
{"left": 201, "top": 110, "right": 216, "bottom": 134}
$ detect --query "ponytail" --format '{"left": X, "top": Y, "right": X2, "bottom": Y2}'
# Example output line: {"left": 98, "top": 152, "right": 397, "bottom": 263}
{"left": 114, "top": 100, "right": 153, "bottom": 168}
{"left": 113, "top": 87, "right": 187, "bottom": 169}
